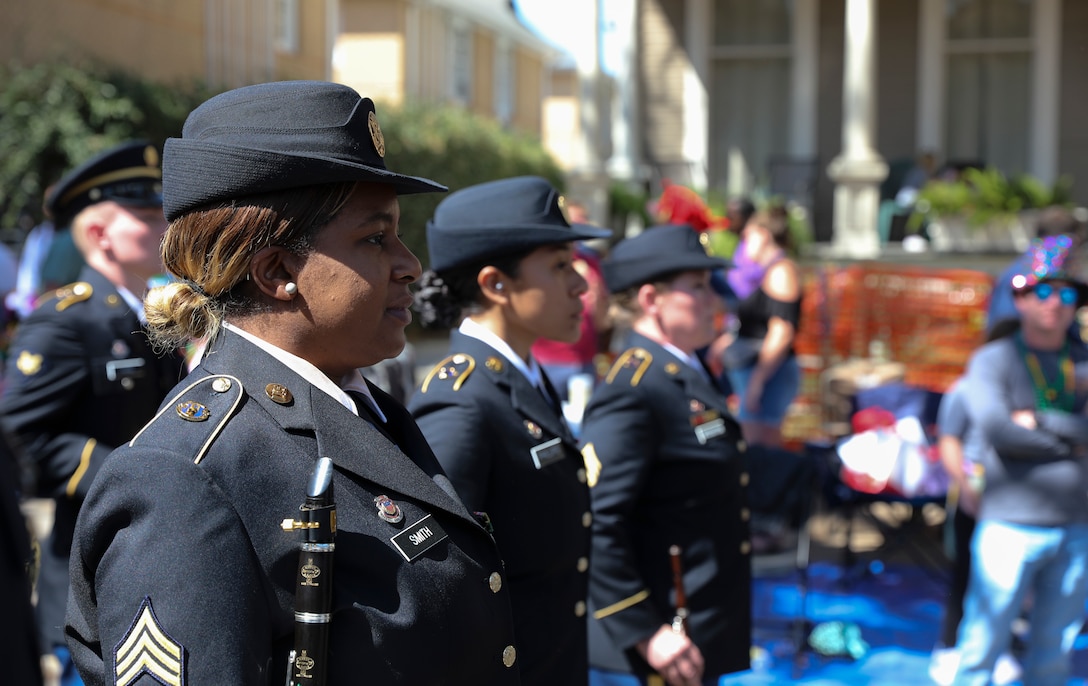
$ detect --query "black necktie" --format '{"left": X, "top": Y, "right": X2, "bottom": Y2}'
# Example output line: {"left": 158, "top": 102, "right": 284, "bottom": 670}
{"left": 348, "top": 391, "right": 400, "bottom": 448}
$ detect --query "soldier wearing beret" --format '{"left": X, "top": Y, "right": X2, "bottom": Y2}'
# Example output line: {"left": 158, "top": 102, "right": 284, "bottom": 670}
{"left": 408, "top": 176, "right": 609, "bottom": 686}
{"left": 0, "top": 141, "right": 184, "bottom": 684}
{"left": 580, "top": 225, "right": 751, "bottom": 686}
{"left": 65, "top": 81, "right": 521, "bottom": 686}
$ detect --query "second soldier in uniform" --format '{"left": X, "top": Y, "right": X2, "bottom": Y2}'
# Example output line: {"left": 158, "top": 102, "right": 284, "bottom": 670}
{"left": 0, "top": 141, "right": 184, "bottom": 684}
{"left": 410, "top": 176, "right": 610, "bottom": 686}
{"left": 581, "top": 225, "right": 752, "bottom": 686}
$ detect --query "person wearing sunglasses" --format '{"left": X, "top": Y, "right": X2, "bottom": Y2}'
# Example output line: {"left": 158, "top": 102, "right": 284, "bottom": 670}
{"left": 952, "top": 235, "right": 1088, "bottom": 686}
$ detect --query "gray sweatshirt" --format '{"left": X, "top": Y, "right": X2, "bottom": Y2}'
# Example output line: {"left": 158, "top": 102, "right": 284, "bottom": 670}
{"left": 963, "top": 335, "right": 1088, "bottom": 526}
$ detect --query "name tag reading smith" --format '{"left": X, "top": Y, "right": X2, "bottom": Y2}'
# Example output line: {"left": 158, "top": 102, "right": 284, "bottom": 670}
{"left": 391, "top": 515, "right": 449, "bottom": 562}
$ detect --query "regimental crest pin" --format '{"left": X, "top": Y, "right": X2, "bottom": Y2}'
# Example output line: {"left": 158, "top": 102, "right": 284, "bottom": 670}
{"left": 176, "top": 400, "right": 210, "bottom": 422}
{"left": 524, "top": 420, "right": 543, "bottom": 439}
{"left": 374, "top": 494, "right": 403, "bottom": 523}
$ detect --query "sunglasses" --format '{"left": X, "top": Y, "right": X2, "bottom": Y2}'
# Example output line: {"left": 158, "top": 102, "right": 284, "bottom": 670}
{"left": 1032, "top": 282, "right": 1080, "bottom": 306}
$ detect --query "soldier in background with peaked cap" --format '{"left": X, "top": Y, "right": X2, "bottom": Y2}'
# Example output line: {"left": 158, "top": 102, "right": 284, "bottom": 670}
{"left": 580, "top": 224, "right": 752, "bottom": 686}
{"left": 0, "top": 140, "right": 184, "bottom": 685}
{"left": 65, "top": 81, "right": 522, "bottom": 686}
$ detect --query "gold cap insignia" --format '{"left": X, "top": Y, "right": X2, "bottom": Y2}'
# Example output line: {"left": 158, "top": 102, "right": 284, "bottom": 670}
{"left": 485, "top": 357, "right": 504, "bottom": 372}
{"left": 144, "top": 145, "right": 159, "bottom": 167}
{"left": 176, "top": 400, "right": 210, "bottom": 422}
{"left": 368, "top": 111, "right": 385, "bottom": 158}
{"left": 265, "top": 383, "right": 293, "bottom": 405}
{"left": 16, "top": 350, "right": 43, "bottom": 376}
{"left": 114, "top": 597, "right": 184, "bottom": 686}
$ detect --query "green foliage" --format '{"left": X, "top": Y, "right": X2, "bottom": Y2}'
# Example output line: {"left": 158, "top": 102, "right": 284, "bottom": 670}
{"left": 0, "top": 60, "right": 213, "bottom": 241}
{"left": 908, "top": 166, "right": 1074, "bottom": 232}
{"left": 378, "top": 100, "right": 565, "bottom": 269}
{"left": 608, "top": 181, "right": 650, "bottom": 228}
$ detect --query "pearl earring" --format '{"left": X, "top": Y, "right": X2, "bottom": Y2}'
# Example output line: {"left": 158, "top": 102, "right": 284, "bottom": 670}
{"left": 285, "top": 282, "right": 298, "bottom": 295}
{"left": 494, "top": 283, "right": 504, "bottom": 291}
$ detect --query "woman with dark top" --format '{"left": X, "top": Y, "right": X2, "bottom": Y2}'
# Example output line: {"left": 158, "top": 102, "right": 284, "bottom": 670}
{"left": 65, "top": 81, "right": 523, "bottom": 685}
{"left": 408, "top": 176, "right": 610, "bottom": 686}
{"left": 580, "top": 224, "right": 750, "bottom": 686}
{"left": 721, "top": 207, "right": 802, "bottom": 448}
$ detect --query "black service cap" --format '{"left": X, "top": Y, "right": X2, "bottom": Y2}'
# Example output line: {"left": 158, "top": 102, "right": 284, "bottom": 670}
{"left": 46, "top": 141, "right": 163, "bottom": 227}
{"left": 603, "top": 224, "right": 729, "bottom": 292}
{"left": 425, "top": 176, "right": 611, "bottom": 272}
{"left": 162, "top": 80, "right": 446, "bottom": 222}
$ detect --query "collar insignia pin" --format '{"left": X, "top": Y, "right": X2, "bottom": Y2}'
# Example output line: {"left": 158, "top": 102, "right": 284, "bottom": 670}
{"left": 524, "top": 420, "right": 543, "bottom": 439}
{"left": 265, "top": 383, "right": 293, "bottom": 405}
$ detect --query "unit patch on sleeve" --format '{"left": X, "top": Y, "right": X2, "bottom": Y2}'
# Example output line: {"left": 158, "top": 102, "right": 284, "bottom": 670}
{"left": 114, "top": 596, "right": 186, "bottom": 686}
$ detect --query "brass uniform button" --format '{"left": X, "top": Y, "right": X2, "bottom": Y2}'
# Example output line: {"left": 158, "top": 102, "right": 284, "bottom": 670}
{"left": 582, "top": 512, "right": 593, "bottom": 528}
{"left": 502, "top": 645, "right": 517, "bottom": 668}
{"left": 488, "top": 572, "right": 502, "bottom": 593}
{"left": 739, "top": 472, "right": 750, "bottom": 487}
{"left": 577, "top": 556, "right": 589, "bottom": 573}
{"left": 212, "top": 377, "right": 232, "bottom": 393}
{"left": 740, "top": 541, "right": 751, "bottom": 555}
{"left": 741, "top": 507, "right": 750, "bottom": 521}
{"left": 577, "top": 468, "right": 587, "bottom": 484}
{"left": 575, "top": 600, "right": 587, "bottom": 617}
{"left": 738, "top": 440, "right": 747, "bottom": 453}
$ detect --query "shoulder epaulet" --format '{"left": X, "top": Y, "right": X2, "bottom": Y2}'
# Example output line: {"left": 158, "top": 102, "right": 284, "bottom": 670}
{"left": 604, "top": 347, "right": 653, "bottom": 387}
{"left": 50, "top": 281, "right": 93, "bottom": 312}
{"left": 128, "top": 375, "right": 244, "bottom": 464}
{"left": 420, "top": 353, "right": 476, "bottom": 393}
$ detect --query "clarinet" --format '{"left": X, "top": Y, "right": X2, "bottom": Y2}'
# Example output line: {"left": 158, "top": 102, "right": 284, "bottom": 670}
{"left": 282, "top": 457, "right": 337, "bottom": 686}
{"left": 668, "top": 545, "right": 689, "bottom": 635}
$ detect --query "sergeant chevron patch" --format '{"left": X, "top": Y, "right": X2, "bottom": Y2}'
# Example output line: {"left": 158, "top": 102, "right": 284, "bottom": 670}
{"left": 114, "top": 596, "right": 186, "bottom": 686}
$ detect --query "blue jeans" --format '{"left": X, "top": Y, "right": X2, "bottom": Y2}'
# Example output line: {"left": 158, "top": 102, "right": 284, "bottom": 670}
{"left": 725, "top": 356, "right": 801, "bottom": 424}
{"left": 953, "top": 519, "right": 1088, "bottom": 686}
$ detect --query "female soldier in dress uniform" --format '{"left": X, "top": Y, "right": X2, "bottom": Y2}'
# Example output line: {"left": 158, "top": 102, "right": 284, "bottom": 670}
{"left": 580, "top": 224, "right": 751, "bottom": 686}
{"left": 408, "top": 176, "right": 610, "bottom": 686}
{"left": 65, "top": 81, "right": 522, "bottom": 685}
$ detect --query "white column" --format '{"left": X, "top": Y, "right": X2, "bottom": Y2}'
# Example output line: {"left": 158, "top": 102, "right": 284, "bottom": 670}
{"left": 1031, "top": 0, "right": 1061, "bottom": 185}
{"left": 916, "top": 0, "right": 944, "bottom": 154}
{"left": 826, "top": 0, "right": 887, "bottom": 257}
{"left": 682, "top": 0, "right": 710, "bottom": 190}
{"left": 791, "top": 0, "right": 819, "bottom": 159}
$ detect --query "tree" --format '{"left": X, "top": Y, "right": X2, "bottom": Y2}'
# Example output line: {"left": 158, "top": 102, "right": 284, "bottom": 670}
{"left": 0, "top": 60, "right": 211, "bottom": 243}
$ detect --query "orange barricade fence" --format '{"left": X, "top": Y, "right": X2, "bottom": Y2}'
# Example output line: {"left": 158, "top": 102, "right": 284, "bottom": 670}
{"left": 783, "top": 262, "right": 993, "bottom": 448}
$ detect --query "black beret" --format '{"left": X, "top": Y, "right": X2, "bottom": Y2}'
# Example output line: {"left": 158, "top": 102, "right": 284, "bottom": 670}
{"left": 425, "top": 176, "right": 610, "bottom": 272}
{"left": 162, "top": 80, "right": 445, "bottom": 222}
{"left": 603, "top": 224, "right": 729, "bottom": 292}
{"left": 46, "top": 141, "right": 163, "bottom": 227}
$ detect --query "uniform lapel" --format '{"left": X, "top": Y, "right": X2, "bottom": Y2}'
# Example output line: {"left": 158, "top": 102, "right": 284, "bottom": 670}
{"left": 452, "top": 331, "right": 577, "bottom": 447}
{"left": 201, "top": 331, "right": 476, "bottom": 525}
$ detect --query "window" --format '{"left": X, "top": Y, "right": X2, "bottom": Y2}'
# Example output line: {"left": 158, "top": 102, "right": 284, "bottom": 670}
{"left": 494, "top": 40, "right": 514, "bottom": 125}
{"left": 450, "top": 22, "right": 473, "bottom": 105}
{"left": 944, "top": 0, "right": 1033, "bottom": 174}
{"left": 273, "top": 0, "right": 299, "bottom": 54}
{"left": 709, "top": 0, "right": 794, "bottom": 195}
